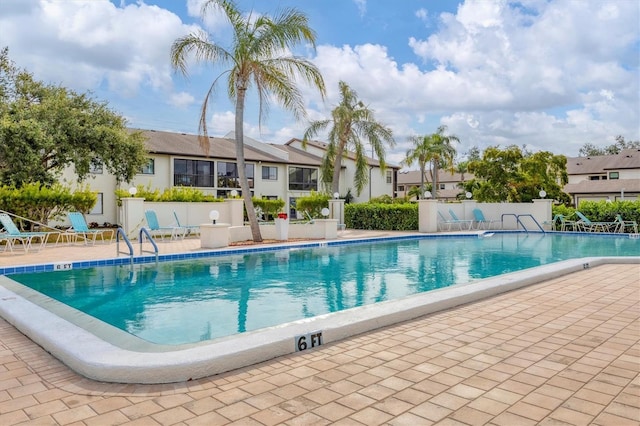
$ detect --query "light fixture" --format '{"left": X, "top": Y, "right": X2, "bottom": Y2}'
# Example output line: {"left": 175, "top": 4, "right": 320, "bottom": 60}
{"left": 539, "top": 190, "right": 546, "bottom": 198}
{"left": 333, "top": 192, "right": 340, "bottom": 199}
{"left": 424, "top": 191, "right": 432, "bottom": 199}
{"left": 230, "top": 189, "right": 238, "bottom": 197}
{"left": 321, "top": 207, "right": 330, "bottom": 217}
{"left": 128, "top": 187, "right": 138, "bottom": 196}
{"left": 465, "top": 192, "right": 472, "bottom": 199}
{"left": 209, "top": 210, "right": 220, "bottom": 224}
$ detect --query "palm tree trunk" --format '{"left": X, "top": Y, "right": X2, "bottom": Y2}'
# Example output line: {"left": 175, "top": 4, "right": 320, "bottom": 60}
{"left": 433, "top": 160, "right": 439, "bottom": 199}
{"left": 331, "top": 143, "right": 345, "bottom": 196}
{"left": 419, "top": 164, "right": 426, "bottom": 199}
{"left": 235, "top": 88, "right": 262, "bottom": 242}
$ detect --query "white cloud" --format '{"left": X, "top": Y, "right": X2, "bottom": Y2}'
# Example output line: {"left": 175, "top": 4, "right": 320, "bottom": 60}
{"left": 0, "top": 0, "right": 196, "bottom": 97}
{"left": 169, "top": 92, "right": 196, "bottom": 109}
{"left": 308, "top": 0, "right": 638, "bottom": 160}
{"left": 353, "top": 0, "right": 366, "bottom": 17}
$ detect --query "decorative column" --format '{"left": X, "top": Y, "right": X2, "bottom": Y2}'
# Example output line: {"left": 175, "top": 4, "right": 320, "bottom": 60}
{"left": 418, "top": 199, "right": 439, "bottom": 233}
{"left": 120, "top": 197, "right": 145, "bottom": 238}
{"left": 328, "top": 199, "right": 345, "bottom": 229}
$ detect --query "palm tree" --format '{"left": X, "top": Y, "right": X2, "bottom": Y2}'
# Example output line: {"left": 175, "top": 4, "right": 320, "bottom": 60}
{"left": 429, "top": 126, "right": 459, "bottom": 198}
{"left": 170, "top": 0, "right": 326, "bottom": 242}
{"left": 403, "top": 134, "right": 434, "bottom": 199}
{"left": 302, "top": 81, "right": 395, "bottom": 196}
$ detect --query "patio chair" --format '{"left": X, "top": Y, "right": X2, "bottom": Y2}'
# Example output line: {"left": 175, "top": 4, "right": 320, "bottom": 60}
{"left": 615, "top": 214, "right": 638, "bottom": 234}
{"left": 472, "top": 208, "right": 500, "bottom": 230}
{"left": 448, "top": 209, "right": 474, "bottom": 230}
{"left": 173, "top": 211, "right": 200, "bottom": 236}
{"left": 437, "top": 211, "right": 455, "bottom": 231}
{"left": 0, "top": 213, "right": 52, "bottom": 253}
{"left": 144, "top": 209, "right": 186, "bottom": 241}
{"left": 575, "top": 211, "right": 617, "bottom": 232}
{"left": 67, "top": 212, "right": 114, "bottom": 245}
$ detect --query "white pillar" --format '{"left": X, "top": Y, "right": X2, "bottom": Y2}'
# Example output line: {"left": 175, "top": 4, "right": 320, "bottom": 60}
{"left": 120, "top": 197, "right": 145, "bottom": 238}
{"left": 419, "top": 199, "right": 439, "bottom": 233}
{"left": 328, "top": 199, "right": 345, "bottom": 228}
{"left": 225, "top": 198, "right": 245, "bottom": 227}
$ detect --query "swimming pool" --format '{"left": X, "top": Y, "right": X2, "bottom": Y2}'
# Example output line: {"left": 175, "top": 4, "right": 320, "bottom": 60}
{"left": 0, "top": 232, "right": 638, "bottom": 383}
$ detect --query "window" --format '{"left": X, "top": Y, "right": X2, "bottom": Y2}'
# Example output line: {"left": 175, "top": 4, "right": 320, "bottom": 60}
{"left": 140, "top": 159, "right": 155, "bottom": 175}
{"left": 609, "top": 171, "right": 619, "bottom": 180}
{"left": 218, "top": 161, "right": 254, "bottom": 188}
{"left": 89, "top": 161, "right": 103, "bottom": 174}
{"left": 288, "top": 167, "right": 318, "bottom": 191}
{"left": 397, "top": 185, "right": 405, "bottom": 191}
{"left": 262, "top": 166, "right": 278, "bottom": 180}
{"left": 88, "top": 193, "right": 103, "bottom": 215}
{"left": 174, "top": 159, "right": 215, "bottom": 187}
{"left": 439, "top": 183, "right": 446, "bottom": 190}
{"left": 386, "top": 171, "right": 392, "bottom": 184}
{"left": 589, "top": 176, "right": 600, "bottom": 181}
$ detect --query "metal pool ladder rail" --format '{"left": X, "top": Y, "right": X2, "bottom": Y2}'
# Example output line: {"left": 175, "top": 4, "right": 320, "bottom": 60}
{"left": 501, "top": 214, "right": 545, "bottom": 233}
{"left": 116, "top": 227, "right": 134, "bottom": 263}
{"left": 139, "top": 227, "right": 158, "bottom": 262}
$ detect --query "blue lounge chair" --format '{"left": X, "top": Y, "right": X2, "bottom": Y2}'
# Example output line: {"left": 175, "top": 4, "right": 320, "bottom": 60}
{"left": 145, "top": 209, "right": 186, "bottom": 241}
{"left": 173, "top": 211, "right": 200, "bottom": 236}
{"left": 615, "top": 214, "right": 638, "bottom": 234}
{"left": 437, "top": 211, "right": 455, "bottom": 231}
{"left": 448, "top": 209, "right": 474, "bottom": 230}
{"left": 0, "top": 213, "right": 52, "bottom": 253}
{"left": 472, "top": 208, "right": 500, "bottom": 230}
{"left": 575, "top": 211, "right": 616, "bottom": 232}
{"left": 67, "top": 212, "right": 114, "bottom": 245}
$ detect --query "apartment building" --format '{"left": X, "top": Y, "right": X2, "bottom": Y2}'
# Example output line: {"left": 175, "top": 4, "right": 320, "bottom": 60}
{"left": 68, "top": 129, "right": 399, "bottom": 225}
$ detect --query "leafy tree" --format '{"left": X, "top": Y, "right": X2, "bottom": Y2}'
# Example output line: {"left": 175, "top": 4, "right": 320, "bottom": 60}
{"left": 171, "top": 0, "right": 326, "bottom": 242}
{"left": 578, "top": 136, "right": 640, "bottom": 156}
{"left": 302, "top": 81, "right": 395, "bottom": 196}
{"left": 467, "top": 145, "right": 569, "bottom": 202}
{"left": 0, "top": 47, "right": 148, "bottom": 187}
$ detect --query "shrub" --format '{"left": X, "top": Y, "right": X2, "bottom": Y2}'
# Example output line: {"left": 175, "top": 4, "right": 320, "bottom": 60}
{"left": 345, "top": 203, "right": 418, "bottom": 230}
{"left": 296, "top": 191, "right": 331, "bottom": 219}
{"left": 0, "top": 183, "right": 97, "bottom": 228}
{"left": 115, "top": 184, "right": 221, "bottom": 203}
{"left": 252, "top": 197, "right": 285, "bottom": 220}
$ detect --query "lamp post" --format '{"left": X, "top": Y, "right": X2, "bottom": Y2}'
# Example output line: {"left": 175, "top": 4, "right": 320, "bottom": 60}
{"left": 209, "top": 210, "right": 220, "bottom": 225}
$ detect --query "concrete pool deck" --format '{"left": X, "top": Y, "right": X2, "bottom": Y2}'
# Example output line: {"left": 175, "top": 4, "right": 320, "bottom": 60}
{"left": 0, "top": 231, "right": 638, "bottom": 424}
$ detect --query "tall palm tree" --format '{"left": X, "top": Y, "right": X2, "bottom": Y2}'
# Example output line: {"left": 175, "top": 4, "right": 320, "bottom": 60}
{"left": 429, "top": 126, "right": 458, "bottom": 198}
{"left": 403, "top": 134, "right": 433, "bottom": 199}
{"left": 302, "top": 81, "right": 395, "bottom": 196}
{"left": 170, "top": 0, "right": 326, "bottom": 242}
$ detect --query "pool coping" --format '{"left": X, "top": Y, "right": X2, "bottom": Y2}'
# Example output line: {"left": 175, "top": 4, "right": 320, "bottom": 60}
{"left": 0, "top": 236, "right": 638, "bottom": 383}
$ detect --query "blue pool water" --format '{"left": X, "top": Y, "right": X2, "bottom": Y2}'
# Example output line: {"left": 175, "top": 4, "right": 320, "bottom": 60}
{"left": 9, "top": 233, "right": 639, "bottom": 345}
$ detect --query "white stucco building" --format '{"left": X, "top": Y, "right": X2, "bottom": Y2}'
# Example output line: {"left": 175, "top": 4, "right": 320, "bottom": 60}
{"left": 64, "top": 129, "right": 399, "bottom": 225}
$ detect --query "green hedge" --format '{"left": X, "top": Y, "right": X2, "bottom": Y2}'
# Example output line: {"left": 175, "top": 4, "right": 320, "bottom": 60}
{"left": 345, "top": 203, "right": 418, "bottom": 230}
{"left": 0, "top": 183, "right": 97, "bottom": 228}
{"left": 553, "top": 200, "right": 640, "bottom": 224}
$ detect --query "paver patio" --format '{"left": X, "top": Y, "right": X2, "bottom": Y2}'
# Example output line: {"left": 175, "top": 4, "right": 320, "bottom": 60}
{"left": 0, "top": 235, "right": 638, "bottom": 425}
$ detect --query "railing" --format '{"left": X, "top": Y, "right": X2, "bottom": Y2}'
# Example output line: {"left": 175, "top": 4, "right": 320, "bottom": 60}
{"left": 116, "top": 227, "right": 134, "bottom": 263}
{"left": 501, "top": 214, "right": 545, "bottom": 234}
{"left": 139, "top": 227, "right": 158, "bottom": 262}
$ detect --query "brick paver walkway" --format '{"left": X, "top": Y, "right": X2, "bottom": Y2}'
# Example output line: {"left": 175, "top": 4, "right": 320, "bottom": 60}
{"left": 0, "top": 262, "right": 638, "bottom": 425}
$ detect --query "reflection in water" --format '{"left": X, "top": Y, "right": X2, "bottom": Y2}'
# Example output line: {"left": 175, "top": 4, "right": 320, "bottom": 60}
{"left": 11, "top": 234, "right": 638, "bottom": 345}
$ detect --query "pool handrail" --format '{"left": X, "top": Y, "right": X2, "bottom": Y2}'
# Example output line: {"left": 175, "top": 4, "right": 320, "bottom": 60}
{"left": 116, "top": 227, "right": 134, "bottom": 263}
{"left": 501, "top": 214, "right": 545, "bottom": 233}
{"left": 139, "top": 227, "right": 158, "bottom": 262}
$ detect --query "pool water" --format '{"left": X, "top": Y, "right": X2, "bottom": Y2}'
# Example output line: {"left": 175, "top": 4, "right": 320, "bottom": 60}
{"left": 10, "top": 234, "right": 639, "bottom": 345}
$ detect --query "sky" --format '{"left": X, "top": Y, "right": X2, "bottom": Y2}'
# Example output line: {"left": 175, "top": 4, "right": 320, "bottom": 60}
{"left": 1, "top": 0, "right": 639, "bottom": 168}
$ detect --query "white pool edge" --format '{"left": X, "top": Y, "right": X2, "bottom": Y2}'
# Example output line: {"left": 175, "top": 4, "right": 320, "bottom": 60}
{"left": 0, "top": 256, "right": 638, "bottom": 384}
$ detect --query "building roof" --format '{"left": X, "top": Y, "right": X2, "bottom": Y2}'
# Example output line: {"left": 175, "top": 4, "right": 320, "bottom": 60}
{"left": 566, "top": 149, "right": 640, "bottom": 175}
{"left": 563, "top": 178, "right": 640, "bottom": 194}
{"left": 285, "top": 138, "right": 400, "bottom": 169}
{"left": 138, "top": 129, "right": 322, "bottom": 165}
{"left": 397, "top": 169, "right": 471, "bottom": 185}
